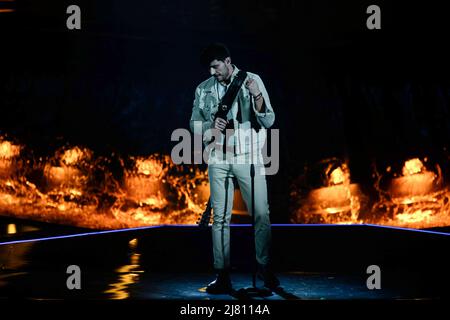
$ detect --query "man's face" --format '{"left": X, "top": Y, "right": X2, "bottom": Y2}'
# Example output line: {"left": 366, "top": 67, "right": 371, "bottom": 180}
{"left": 209, "top": 58, "right": 231, "bottom": 82}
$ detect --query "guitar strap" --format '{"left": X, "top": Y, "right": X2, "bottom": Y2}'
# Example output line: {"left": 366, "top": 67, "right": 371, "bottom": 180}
{"left": 214, "top": 70, "right": 247, "bottom": 158}
{"left": 215, "top": 70, "right": 248, "bottom": 121}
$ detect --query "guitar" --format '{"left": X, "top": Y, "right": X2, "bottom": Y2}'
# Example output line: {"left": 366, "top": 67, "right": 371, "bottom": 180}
{"left": 197, "top": 198, "right": 212, "bottom": 229}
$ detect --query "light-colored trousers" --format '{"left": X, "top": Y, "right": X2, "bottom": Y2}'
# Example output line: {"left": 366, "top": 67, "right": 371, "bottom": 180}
{"left": 208, "top": 161, "right": 272, "bottom": 270}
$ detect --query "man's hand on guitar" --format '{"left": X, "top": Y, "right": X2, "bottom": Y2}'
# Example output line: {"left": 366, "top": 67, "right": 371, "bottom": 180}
{"left": 214, "top": 117, "right": 228, "bottom": 131}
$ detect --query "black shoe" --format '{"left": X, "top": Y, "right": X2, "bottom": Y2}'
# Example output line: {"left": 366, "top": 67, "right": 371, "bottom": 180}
{"left": 206, "top": 270, "right": 232, "bottom": 294}
{"left": 257, "top": 264, "right": 280, "bottom": 290}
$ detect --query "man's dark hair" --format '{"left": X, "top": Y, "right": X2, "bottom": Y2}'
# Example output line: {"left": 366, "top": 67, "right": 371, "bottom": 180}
{"left": 200, "top": 43, "right": 231, "bottom": 67}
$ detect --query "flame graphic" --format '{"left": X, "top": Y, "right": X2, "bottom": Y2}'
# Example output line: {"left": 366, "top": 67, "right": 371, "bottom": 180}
{"left": 0, "top": 135, "right": 209, "bottom": 229}
{"left": 371, "top": 157, "right": 450, "bottom": 228}
{"left": 291, "top": 157, "right": 450, "bottom": 229}
{"left": 3, "top": 134, "right": 450, "bottom": 230}
{"left": 291, "top": 160, "right": 363, "bottom": 224}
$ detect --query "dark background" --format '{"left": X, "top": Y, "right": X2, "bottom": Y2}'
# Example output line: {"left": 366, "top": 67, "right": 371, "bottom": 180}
{"left": 1, "top": 0, "right": 450, "bottom": 222}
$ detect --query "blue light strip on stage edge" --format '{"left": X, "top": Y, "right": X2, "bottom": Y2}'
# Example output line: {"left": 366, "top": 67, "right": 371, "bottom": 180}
{"left": 1, "top": 223, "right": 449, "bottom": 246}
{"left": 0, "top": 225, "right": 162, "bottom": 246}
{"left": 363, "top": 223, "right": 450, "bottom": 236}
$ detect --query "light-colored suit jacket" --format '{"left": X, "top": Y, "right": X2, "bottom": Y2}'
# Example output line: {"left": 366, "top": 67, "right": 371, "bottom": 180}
{"left": 190, "top": 66, "right": 275, "bottom": 159}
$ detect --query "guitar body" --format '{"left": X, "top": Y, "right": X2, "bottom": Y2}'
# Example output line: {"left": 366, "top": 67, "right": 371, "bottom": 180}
{"left": 197, "top": 198, "right": 212, "bottom": 229}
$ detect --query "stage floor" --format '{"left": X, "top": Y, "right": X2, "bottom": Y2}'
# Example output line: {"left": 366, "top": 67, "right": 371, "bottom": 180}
{"left": 1, "top": 221, "right": 449, "bottom": 301}
{"left": 0, "top": 270, "right": 418, "bottom": 300}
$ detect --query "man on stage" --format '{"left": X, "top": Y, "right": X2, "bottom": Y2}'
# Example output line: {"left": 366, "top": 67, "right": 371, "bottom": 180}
{"left": 190, "top": 43, "right": 280, "bottom": 294}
